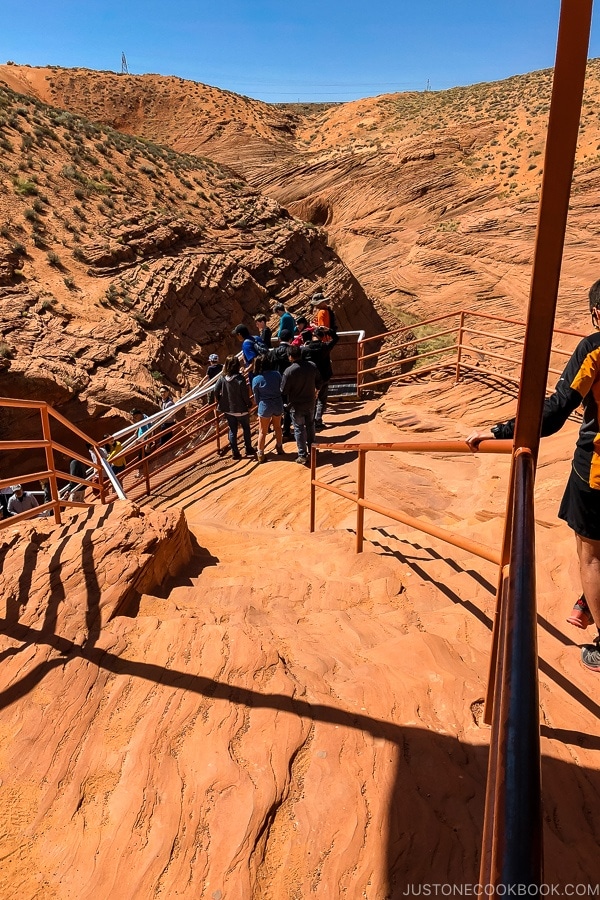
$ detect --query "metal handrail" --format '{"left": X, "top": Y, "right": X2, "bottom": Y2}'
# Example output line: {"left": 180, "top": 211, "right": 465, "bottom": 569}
{"left": 0, "top": 397, "right": 105, "bottom": 529}
{"left": 356, "top": 309, "right": 586, "bottom": 397}
{"left": 310, "top": 438, "right": 512, "bottom": 562}
{"left": 482, "top": 449, "right": 542, "bottom": 885}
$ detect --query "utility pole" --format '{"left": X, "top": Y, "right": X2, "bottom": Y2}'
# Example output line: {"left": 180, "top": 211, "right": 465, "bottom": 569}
{"left": 121, "top": 52, "right": 129, "bottom": 75}
{"left": 425, "top": 78, "right": 431, "bottom": 92}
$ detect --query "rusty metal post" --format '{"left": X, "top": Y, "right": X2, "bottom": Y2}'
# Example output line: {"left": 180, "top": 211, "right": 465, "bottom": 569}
{"left": 215, "top": 408, "right": 221, "bottom": 454}
{"left": 356, "top": 449, "right": 366, "bottom": 552}
{"left": 485, "top": 0, "right": 593, "bottom": 730}
{"left": 310, "top": 445, "right": 317, "bottom": 532}
{"left": 40, "top": 406, "right": 61, "bottom": 524}
{"left": 455, "top": 310, "right": 465, "bottom": 384}
{"left": 513, "top": 0, "right": 593, "bottom": 462}
{"left": 144, "top": 453, "right": 151, "bottom": 495}
{"left": 481, "top": 0, "right": 592, "bottom": 889}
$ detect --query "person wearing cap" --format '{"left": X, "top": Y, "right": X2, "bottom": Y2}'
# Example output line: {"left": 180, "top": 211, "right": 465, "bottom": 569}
{"left": 206, "top": 354, "right": 223, "bottom": 381}
{"left": 310, "top": 292, "right": 336, "bottom": 343}
{"left": 7, "top": 484, "right": 39, "bottom": 517}
{"left": 274, "top": 303, "right": 296, "bottom": 340}
{"left": 233, "top": 324, "right": 262, "bottom": 373}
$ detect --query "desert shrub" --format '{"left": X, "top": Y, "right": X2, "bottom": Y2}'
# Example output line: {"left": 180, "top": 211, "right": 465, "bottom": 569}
{"left": 32, "top": 198, "right": 45, "bottom": 213}
{"left": 47, "top": 250, "right": 61, "bottom": 267}
{"left": 13, "top": 177, "right": 38, "bottom": 196}
{"left": 63, "top": 276, "right": 76, "bottom": 290}
{"left": 74, "top": 187, "right": 86, "bottom": 200}
{"left": 24, "top": 207, "right": 39, "bottom": 222}
{"left": 72, "top": 247, "right": 87, "bottom": 262}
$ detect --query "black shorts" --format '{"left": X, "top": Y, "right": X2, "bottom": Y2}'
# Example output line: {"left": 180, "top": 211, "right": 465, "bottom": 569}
{"left": 558, "top": 466, "right": 600, "bottom": 540}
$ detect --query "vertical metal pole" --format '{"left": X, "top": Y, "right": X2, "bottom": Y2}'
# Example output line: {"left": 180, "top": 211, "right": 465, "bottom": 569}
{"left": 40, "top": 406, "right": 61, "bottom": 524}
{"left": 96, "top": 446, "right": 106, "bottom": 504}
{"left": 480, "top": 569, "right": 510, "bottom": 885}
{"left": 481, "top": 0, "right": 592, "bottom": 888}
{"left": 144, "top": 453, "right": 151, "bottom": 495}
{"left": 511, "top": 0, "right": 593, "bottom": 463}
{"left": 215, "top": 408, "right": 221, "bottom": 454}
{"left": 356, "top": 449, "right": 366, "bottom": 553}
{"left": 356, "top": 338, "right": 363, "bottom": 398}
{"left": 455, "top": 311, "right": 465, "bottom": 384}
{"left": 310, "top": 445, "right": 316, "bottom": 532}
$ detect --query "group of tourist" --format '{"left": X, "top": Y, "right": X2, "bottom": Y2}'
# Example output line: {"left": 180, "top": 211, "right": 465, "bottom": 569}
{"left": 216, "top": 291, "right": 339, "bottom": 465}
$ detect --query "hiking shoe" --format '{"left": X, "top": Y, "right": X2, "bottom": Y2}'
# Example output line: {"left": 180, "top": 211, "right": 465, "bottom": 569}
{"left": 231, "top": 451, "right": 242, "bottom": 460}
{"left": 257, "top": 451, "right": 265, "bottom": 464}
{"left": 567, "top": 595, "right": 594, "bottom": 629}
{"left": 244, "top": 448, "right": 257, "bottom": 458}
{"left": 296, "top": 455, "right": 308, "bottom": 465}
{"left": 275, "top": 443, "right": 285, "bottom": 455}
{"left": 314, "top": 420, "right": 325, "bottom": 432}
{"left": 581, "top": 635, "right": 600, "bottom": 672}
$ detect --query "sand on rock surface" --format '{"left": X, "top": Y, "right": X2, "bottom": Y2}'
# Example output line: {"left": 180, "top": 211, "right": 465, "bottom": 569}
{"left": 0, "top": 374, "right": 598, "bottom": 899}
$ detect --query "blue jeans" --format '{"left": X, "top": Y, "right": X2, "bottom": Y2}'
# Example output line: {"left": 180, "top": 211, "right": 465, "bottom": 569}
{"left": 316, "top": 381, "right": 330, "bottom": 422}
{"left": 291, "top": 408, "right": 315, "bottom": 459}
{"left": 225, "top": 413, "right": 253, "bottom": 455}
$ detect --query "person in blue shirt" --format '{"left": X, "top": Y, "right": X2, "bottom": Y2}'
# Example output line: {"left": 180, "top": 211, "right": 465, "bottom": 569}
{"left": 233, "top": 324, "right": 261, "bottom": 373}
{"left": 252, "top": 355, "right": 285, "bottom": 463}
{"left": 274, "top": 303, "right": 296, "bottom": 340}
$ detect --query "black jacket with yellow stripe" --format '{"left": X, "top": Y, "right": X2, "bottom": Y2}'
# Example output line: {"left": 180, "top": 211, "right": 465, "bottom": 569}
{"left": 492, "top": 330, "right": 600, "bottom": 489}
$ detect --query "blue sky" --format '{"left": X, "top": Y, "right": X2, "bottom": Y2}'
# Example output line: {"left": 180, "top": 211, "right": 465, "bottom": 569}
{"left": 2, "top": 0, "right": 597, "bottom": 102}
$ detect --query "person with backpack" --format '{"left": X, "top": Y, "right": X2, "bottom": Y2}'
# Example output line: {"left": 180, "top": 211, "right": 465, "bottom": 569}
{"left": 281, "top": 344, "right": 322, "bottom": 465}
{"left": 310, "top": 292, "right": 337, "bottom": 343}
{"left": 214, "top": 355, "right": 256, "bottom": 460}
{"left": 232, "top": 324, "right": 265, "bottom": 375}
{"left": 467, "top": 278, "right": 600, "bottom": 673}
{"left": 291, "top": 316, "right": 314, "bottom": 346}
{"left": 271, "top": 329, "right": 295, "bottom": 440}
{"left": 302, "top": 326, "right": 339, "bottom": 431}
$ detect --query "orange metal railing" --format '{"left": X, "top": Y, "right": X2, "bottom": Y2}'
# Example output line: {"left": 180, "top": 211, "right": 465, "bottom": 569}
{"left": 0, "top": 398, "right": 107, "bottom": 528}
{"left": 356, "top": 309, "right": 585, "bottom": 397}
{"left": 310, "top": 438, "right": 512, "bottom": 563}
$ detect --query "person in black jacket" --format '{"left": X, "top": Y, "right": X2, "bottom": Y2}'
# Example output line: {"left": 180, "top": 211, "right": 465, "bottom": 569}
{"left": 281, "top": 344, "right": 322, "bottom": 465}
{"left": 302, "top": 326, "right": 339, "bottom": 431}
{"left": 271, "top": 330, "right": 294, "bottom": 440}
{"left": 467, "top": 280, "right": 600, "bottom": 673}
{"left": 214, "top": 355, "right": 256, "bottom": 460}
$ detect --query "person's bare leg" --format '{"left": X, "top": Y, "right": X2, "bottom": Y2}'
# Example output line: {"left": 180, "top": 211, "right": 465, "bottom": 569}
{"left": 272, "top": 416, "right": 283, "bottom": 448}
{"left": 575, "top": 533, "right": 600, "bottom": 630}
{"left": 258, "top": 418, "right": 269, "bottom": 454}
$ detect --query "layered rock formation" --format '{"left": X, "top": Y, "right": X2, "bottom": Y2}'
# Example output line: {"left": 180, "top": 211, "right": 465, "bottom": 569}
{"left": 0, "top": 78, "right": 384, "bottom": 443}
{"left": 7, "top": 62, "right": 600, "bottom": 333}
